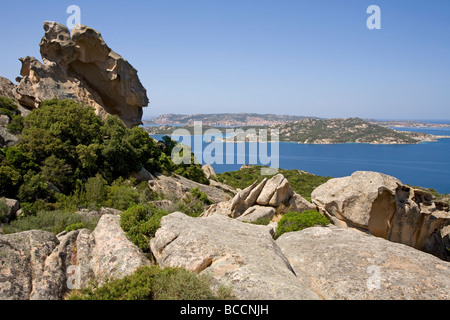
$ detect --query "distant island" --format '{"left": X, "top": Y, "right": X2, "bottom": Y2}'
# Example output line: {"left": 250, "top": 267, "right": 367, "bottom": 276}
{"left": 143, "top": 114, "right": 450, "bottom": 144}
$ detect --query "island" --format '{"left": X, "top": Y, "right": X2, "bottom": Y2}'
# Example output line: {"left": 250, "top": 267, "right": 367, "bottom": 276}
{"left": 143, "top": 114, "right": 450, "bottom": 144}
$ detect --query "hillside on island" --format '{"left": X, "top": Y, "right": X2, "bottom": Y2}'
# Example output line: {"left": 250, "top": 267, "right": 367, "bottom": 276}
{"left": 144, "top": 116, "right": 438, "bottom": 144}
{"left": 0, "top": 22, "right": 449, "bottom": 302}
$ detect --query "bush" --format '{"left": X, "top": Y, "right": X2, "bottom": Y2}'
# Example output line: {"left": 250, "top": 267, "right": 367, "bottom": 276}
{"left": 65, "top": 222, "right": 86, "bottom": 232}
{"left": 3, "top": 210, "right": 96, "bottom": 234}
{"left": 6, "top": 115, "right": 24, "bottom": 134}
{"left": 0, "top": 198, "right": 8, "bottom": 223}
{"left": 104, "top": 178, "right": 141, "bottom": 211}
{"left": 190, "top": 187, "right": 213, "bottom": 205}
{"left": 120, "top": 204, "right": 168, "bottom": 252}
{"left": 275, "top": 210, "right": 329, "bottom": 239}
{"left": 66, "top": 265, "right": 234, "bottom": 300}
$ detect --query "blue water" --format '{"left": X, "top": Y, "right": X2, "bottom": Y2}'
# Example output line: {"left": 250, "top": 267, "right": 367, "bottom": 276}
{"left": 151, "top": 126, "right": 450, "bottom": 194}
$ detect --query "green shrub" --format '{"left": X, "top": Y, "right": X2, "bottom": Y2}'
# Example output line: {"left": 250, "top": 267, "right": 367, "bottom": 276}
{"left": 120, "top": 204, "right": 168, "bottom": 252}
{"left": 66, "top": 265, "right": 235, "bottom": 300}
{"left": 3, "top": 210, "right": 96, "bottom": 234}
{"left": 104, "top": 178, "right": 141, "bottom": 211}
{"left": 65, "top": 222, "right": 86, "bottom": 233}
{"left": 0, "top": 96, "right": 18, "bottom": 112}
{"left": 190, "top": 187, "right": 213, "bottom": 205}
{"left": 0, "top": 198, "right": 8, "bottom": 223}
{"left": 275, "top": 210, "right": 329, "bottom": 239}
{"left": 249, "top": 217, "right": 272, "bottom": 226}
{"left": 6, "top": 115, "right": 24, "bottom": 134}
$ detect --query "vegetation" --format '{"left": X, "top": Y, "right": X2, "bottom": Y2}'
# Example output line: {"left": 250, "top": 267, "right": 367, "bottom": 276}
{"left": 120, "top": 204, "right": 168, "bottom": 252}
{"left": 274, "top": 118, "right": 418, "bottom": 144}
{"left": 66, "top": 265, "right": 234, "bottom": 300}
{"left": 0, "top": 98, "right": 208, "bottom": 200}
{"left": 2, "top": 210, "right": 98, "bottom": 234}
{"left": 0, "top": 98, "right": 210, "bottom": 235}
{"left": 0, "top": 97, "right": 25, "bottom": 135}
{"left": 0, "top": 198, "right": 8, "bottom": 223}
{"left": 171, "top": 187, "right": 213, "bottom": 218}
{"left": 216, "top": 165, "right": 331, "bottom": 202}
{"left": 275, "top": 210, "right": 330, "bottom": 239}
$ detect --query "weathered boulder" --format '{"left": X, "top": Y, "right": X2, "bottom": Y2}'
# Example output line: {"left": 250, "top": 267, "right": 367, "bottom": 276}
{"left": 256, "top": 174, "right": 293, "bottom": 207}
{"left": 148, "top": 173, "right": 232, "bottom": 203}
{"left": 129, "top": 167, "right": 153, "bottom": 182}
{"left": 311, "top": 171, "right": 450, "bottom": 261}
{"left": 288, "top": 193, "right": 316, "bottom": 213}
{"left": 0, "top": 115, "right": 9, "bottom": 127}
{"left": 0, "top": 76, "right": 16, "bottom": 99}
{"left": 86, "top": 214, "right": 151, "bottom": 285}
{"left": 12, "top": 21, "right": 148, "bottom": 128}
{"left": 236, "top": 205, "right": 276, "bottom": 223}
{"left": 0, "top": 214, "right": 150, "bottom": 300}
{"left": 277, "top": 226, "right": 450, "bottom": 300}
{"left": 202, "top": 164, "right": 216, "bottom": 179}
{"left": 150, "top": 212, "right": 320, "bottom": 300}
{"left": 0, "top": 127, "right": 20, "bottom": 148}
{"left": 202, "top": 174, "right": 313, "bottom": 220}
{"left": 0, "top": 230, "right": 59, "bottom": 300}
{"left": 311, "top": 171, "right": 400, "bottom": 229}
{"left": 0, "top": 198, "right": 20, "bottom": 223}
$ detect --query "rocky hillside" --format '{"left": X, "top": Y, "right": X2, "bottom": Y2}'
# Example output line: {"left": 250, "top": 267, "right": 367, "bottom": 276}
{"left": 0, "top": 21, "right": 148, "bottom": 129}
{"left": 1, "top": 169, "right": 449, "bottom": 300}
{"left": 275, "top": 117, "right": 418, "bottom": 144}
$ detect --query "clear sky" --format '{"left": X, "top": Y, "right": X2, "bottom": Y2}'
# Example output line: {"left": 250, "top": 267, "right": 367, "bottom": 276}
{"left": 1, "top": 0, "right": 449, "bottom": 120}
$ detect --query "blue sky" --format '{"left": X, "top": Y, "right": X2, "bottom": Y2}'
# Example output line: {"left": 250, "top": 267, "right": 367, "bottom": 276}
{"left": 1, "top": 0, "right": 449, "bottom": 120}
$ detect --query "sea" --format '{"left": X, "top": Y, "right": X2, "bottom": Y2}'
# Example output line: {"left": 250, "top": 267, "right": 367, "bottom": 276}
{"left": 148, "top": 125, "right": 450, "bottom": 194}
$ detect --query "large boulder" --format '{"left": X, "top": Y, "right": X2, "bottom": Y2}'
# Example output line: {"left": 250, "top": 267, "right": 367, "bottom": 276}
{"left": 150, "top": 212, "right": 320, "bottom": 300}
{"left": 202, "top": 164, "right": 216, "bottom": 179}
{"left": 202, "top": 174, "right": 313, "bottom": 219}
{"left": 148, "top": 173, "right": 232, "bottom": 203}
{"left": 0, "top": 76, "right": 16, "bottom": 99}
{"left": 311, "top": 171, "right": 400, "bottom": 229}
{"left": 12, "top": 21, "right": 148, "bottom": 128}
{"left": 86, "top": 214, "right": 151, "bottom": 285}
{"left": 0, "top": 230, "right": 59, "bottom": 300}
{"left": 0, "top": 198, "right": 20, "bottom": 223}
{"left": 0, "top": 214, "right": 150, "bottom": 300}
{"left": 311, "top": 171, "right": 450, "bottom": 261}
{"left": 277, "top": 226, "right": 450, "bottom": 300}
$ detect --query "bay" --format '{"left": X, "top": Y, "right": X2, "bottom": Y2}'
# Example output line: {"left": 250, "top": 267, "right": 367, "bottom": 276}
{"left": 151, "top": 126, "right": 450, "bottom": 194}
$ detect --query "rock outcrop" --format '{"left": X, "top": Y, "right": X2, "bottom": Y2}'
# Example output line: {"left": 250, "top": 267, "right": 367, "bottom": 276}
{"left": 311, "top": 171, "right": 450, "bottom": 261}
{"left": 277, "top": 226, "right": 450, "bottom": 300}
{"left": 202, "top": 164, "right": 216, "bottom": 179}
{"left": 0, "top": 214, "right": 150, "bottom": 300}
{"left": 148, "top": 172, "right": 233, "bottom": 203}
{"left": 0, "top": 230, "right": 59, "bottom": 300}
{"left": 202, "top": 174, "right": 316, "bottom": 219}
{"left": 150, "top": 212, "right": 320, "bottom": 300}
{"left": 0, "top": 198, "right": 20, "bottom": 223}
{"left": 3, "top": 21, "right": 148, "bottom": 128}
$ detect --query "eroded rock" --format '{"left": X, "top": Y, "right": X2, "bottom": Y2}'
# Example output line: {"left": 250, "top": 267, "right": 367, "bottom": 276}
{"left": 150, "top": 212, "right": 320, "bottom": 300}
{"left": 311, "top": 171, "right": 450, "bottom": 261}
{"left": 11, "top": 21, "right": 148, "bottom": 128}
{"left": 277, "top": 226, "right": 450, "bottom": 300}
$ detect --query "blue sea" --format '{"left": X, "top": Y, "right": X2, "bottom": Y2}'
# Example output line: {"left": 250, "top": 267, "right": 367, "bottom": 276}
{"left": 151, "top": 126, "right": 450, "bottom": 194}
